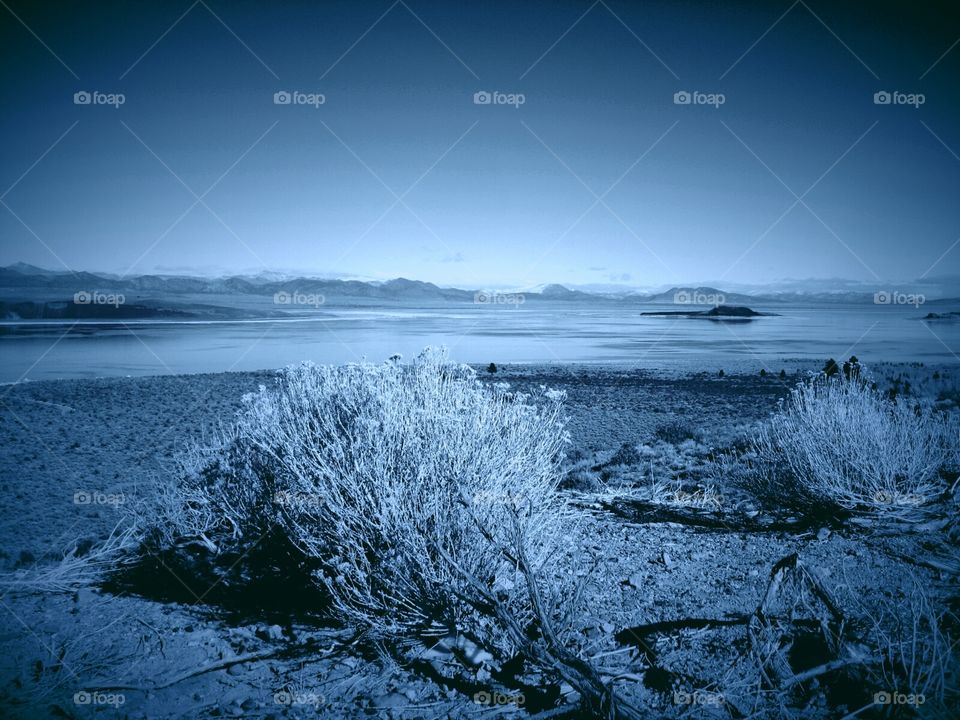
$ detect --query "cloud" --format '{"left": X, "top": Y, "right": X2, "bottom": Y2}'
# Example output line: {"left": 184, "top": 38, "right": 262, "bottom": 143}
{"left": 609, "top": 272, "right": 632, "bottom": 282}
{"left": 441, "top": 252, "right": 466, "bottom": 263}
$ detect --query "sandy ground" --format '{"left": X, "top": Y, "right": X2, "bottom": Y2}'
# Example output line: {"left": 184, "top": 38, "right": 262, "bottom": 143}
{"left": 0, "top": 361, "right": 957, "bottom": 718}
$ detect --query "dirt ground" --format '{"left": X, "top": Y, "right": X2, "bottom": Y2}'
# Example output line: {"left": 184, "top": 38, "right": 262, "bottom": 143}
{"left": 0, "top": 361, "right": 957, "bottom": 718}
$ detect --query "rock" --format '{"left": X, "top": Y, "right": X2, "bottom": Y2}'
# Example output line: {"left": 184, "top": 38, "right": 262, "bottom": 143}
{"left": 601, "top": 622, "right": 614, "bottom": 633}
{"left": 626, "top": 573, "right": 644, "bottom": 589}
{"left": 226, "top": 662, "right": 245, "bottom": 676}
{"left": 662, "top": 551, "right": 675, "bottom": 569}
{"left": 817, "top": 527, "right": 831, "bottom": 541}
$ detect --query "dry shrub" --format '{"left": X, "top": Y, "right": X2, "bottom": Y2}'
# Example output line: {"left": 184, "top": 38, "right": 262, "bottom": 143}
{"left": 144, "top": 349, "right": 641, "bottom": 715}
{"left": 252, "top": 348, "right": 570, "bottom": 651}
{"left": 740, "top": 372, "right": 958, "bottom": 518}
{"left": 860, "top": 576, "right": 958, "bottom": 710}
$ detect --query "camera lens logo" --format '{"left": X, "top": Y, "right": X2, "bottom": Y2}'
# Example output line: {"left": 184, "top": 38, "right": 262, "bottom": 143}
{"left": 874, "top": 91, "right": 891, "bottom": 105}
{"left": 673, "top": 91, "right": 691, "bottom": 105}
{"left": 474, "top": 91, "right": 492, "bottom": 105}
{"left": 74, "top": 91, "right": 92, "bottom": 105}
{"left": 274, "top": 91, "right": 291, "bottom": 105}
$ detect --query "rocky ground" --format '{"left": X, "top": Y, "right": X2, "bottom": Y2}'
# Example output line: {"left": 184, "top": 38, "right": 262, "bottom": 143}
{"left": 0, "top": 361, "right": 957, "bottom": 718}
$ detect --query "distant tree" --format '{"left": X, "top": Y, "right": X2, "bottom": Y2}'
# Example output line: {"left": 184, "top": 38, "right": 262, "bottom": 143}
{"left": 822, "top": 358, "right": 840, "bottom": 378}
{"left": 487, "top": 362, "right": 497, "bottom": 374}
{"left": 718, "top": 369, "right": 725, "bottom": 378}
{"left": 760, "top": 368, "right": 767, "bottom": 377}
{"left": 842, "top": 356, "right": 862, "bottom": 381}
{"left": 779, "top": 369, "right": 787, "bottom": 379}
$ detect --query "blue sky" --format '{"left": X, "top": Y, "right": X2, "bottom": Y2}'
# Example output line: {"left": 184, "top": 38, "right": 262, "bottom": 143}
{"left": 1, "top": 0, "right": 958, "bottom": 288}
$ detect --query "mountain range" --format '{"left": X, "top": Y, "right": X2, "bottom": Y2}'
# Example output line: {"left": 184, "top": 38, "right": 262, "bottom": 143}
{"left": 1, "top": 263, "right": 956, "bottom": 321}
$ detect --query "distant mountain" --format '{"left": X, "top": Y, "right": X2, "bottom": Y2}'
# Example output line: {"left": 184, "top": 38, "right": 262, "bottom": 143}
{"left": 537, "top": 284, "right": 598, "bottom": 300}
{"left": 643, "top": 286, "right": 758, "bottom": 305}
{"left": 2, "top": 265, "right": 958, "bottom": 320}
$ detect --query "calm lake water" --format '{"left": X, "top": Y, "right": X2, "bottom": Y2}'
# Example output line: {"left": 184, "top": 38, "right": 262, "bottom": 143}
{"left": 1, "top": 301, "right": 958, "bottom": 382}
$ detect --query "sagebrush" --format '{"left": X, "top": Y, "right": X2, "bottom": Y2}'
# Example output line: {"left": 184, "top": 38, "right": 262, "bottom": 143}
{"left": 739, "top": 371, "right": 958, "bottom": 518}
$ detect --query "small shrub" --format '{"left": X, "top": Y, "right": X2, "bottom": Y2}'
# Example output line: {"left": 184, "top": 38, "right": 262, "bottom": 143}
{"left": 822, "top": 358, "right": 840, "bottom": 378}
{"left": 741, "top": 372, "right": 958, "bottom": 518}
{"left": 608, "top": 442, "right": 643, "bottom": 466}
{"left": 486, "top": 362, "right": 497, "bottom": 373}
{"left": 653, "top": 421, "right": 700, "bottom": 445}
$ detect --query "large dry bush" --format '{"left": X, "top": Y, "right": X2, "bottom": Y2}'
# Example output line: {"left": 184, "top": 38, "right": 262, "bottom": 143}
{"left": 740, "top": 372, "right": 958, "bottom": 518}
{"left": 148, "top": 350, "right": 640, "bottom": 715}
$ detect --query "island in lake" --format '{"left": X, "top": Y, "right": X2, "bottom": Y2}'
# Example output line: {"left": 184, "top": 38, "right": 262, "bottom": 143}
{"left": 641, "top": 305, "right": 778, "bottom": 319}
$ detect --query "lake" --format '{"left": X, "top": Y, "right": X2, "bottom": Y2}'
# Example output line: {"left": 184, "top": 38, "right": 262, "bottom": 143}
{"left": 1, "top": 301, "right": 957, "bottom": 382}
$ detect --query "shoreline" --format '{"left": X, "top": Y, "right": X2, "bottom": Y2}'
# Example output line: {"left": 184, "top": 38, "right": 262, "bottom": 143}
{"left": 2, "top": 356, "right": 956, "bottom": 387}
{"left": 2, "top": 360, "right": 955, "bottom": 567}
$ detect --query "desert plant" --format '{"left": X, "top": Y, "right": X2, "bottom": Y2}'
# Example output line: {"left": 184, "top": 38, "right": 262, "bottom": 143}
{"left": 741, "top": 371, "right": 958, "bottom": 518}
{"left": 859, "top": 576, "right": 958, "bottom": 709}
{"left": 146, "top": 348, "right": 642, "bottom": 717}
{"left": 653, "top": 421, "right": 700, "bottom": 445}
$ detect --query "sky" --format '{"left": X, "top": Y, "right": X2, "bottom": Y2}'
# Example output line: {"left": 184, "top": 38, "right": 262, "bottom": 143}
{"left": 0, "top": 0, "right": 958, "bottom": 289}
